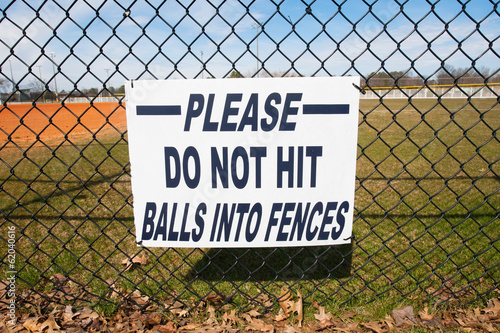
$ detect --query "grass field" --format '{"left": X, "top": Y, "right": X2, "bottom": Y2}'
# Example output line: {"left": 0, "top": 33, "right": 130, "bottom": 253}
{"left": 0, "top": 98, "right": 499, "bottom": 319}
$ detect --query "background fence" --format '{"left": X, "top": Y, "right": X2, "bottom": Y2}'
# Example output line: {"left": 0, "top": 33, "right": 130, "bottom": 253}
{"left": 1, "top": 0, "right": 499, "bottom": 316}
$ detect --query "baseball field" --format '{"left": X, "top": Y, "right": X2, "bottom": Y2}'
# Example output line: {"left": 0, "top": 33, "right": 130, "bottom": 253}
{"left": 0, "top": 98, "right": 499, "bottom": 318}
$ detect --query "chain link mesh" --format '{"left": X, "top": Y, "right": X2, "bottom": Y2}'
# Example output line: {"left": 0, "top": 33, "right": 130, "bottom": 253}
{"left": 1, "top": 0, "right": 499, "bottom": 314}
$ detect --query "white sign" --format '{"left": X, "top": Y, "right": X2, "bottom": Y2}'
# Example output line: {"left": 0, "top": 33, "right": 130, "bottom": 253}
{"left": 125, "top": 77, "right": 359, "bottom": 248}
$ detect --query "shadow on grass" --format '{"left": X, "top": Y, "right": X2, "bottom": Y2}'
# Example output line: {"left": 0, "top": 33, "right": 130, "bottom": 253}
{"left": 190, "top": 244, "right": 353, "bottom": 282}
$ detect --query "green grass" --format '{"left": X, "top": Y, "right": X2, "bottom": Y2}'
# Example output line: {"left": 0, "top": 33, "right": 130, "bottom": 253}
{"left": 1, "top": 98, "right": 499, "bottom": 321}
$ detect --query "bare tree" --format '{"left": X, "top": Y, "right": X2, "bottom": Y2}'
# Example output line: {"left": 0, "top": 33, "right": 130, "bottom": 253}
{"left": 365, "top": 70, "right": 424, "bottom": 87}
{"left": 0, "top": 77, "right": 10, "bottom": 93}
{"left": 435, "top": 66, "right": 490, "bottom": 85}
{"left": 491, "top": 68, "right": 500, "bottom": 83}
{"left": 29, "top": 78, "right": 45, "bottom": 95}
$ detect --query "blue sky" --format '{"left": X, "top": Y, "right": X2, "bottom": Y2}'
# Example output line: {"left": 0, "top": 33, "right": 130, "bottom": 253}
{"left": 1, "top": 0, "right": 499, "bottom": 92}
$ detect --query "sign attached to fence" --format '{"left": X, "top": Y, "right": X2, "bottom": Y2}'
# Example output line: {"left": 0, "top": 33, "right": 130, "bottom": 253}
{"left": 125, "top": 77, "right": 360, "bottom": 248}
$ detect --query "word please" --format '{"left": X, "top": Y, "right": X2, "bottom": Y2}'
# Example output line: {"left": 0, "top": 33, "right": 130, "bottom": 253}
{"left": 184, "top": 93, "right": 303, "bottom": 132}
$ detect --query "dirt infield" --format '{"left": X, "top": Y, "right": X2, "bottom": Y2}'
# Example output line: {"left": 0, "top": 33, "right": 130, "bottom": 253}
{"left": 0, "top": 102, "right": 126, "bottom": 144}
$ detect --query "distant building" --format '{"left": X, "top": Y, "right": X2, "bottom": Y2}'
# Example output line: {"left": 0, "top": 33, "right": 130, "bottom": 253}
{"left": 15, "top": 88, "right": 31, "bottom": 101}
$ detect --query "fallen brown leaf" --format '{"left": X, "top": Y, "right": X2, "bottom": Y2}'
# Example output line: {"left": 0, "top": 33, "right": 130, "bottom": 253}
{"left": 205, "top": 292, "right": 231, "bottom": 304}
{"left": 62, "top": 305, "right": 76, "bottom": 324}
{"left": 344, "top": 322, "right": 362, "bottom": 332}
{"left": 222, "top": 309, "right": 239, "bottom": 325}
{"left": 486, "top": 298, "right": 500, "bottom": 316}
{"left": 314, "top": 304, "right": 332, "bottom": 322}
{"left": 79, "top": 307, "right": 99, "bottom": 320}
{"left": 172, "top": 307, "right": 189, "bottom": 318}
{"left": 245, "top": 318, "right": 274, "bottom": 332}
{"left": 477, "top": 322, "right": 496, "bottom": 333}
{"left": 390, "top": 305, "right": 416, "bottom": 326}
{"left": 50, "top": 273, "right": 67, "bottom": 286}
{"left": 88, "top": 318, "right": 104, "bottom": 331}
{"left": 276, "top": 289, "right": 302, "bottom": 327}
{"left": 278, "top": 289, "right": 292, "bottom": 312}
{"left": 23, "top": 318, "right": 40, "bottom": 331}
{"left": 121, "top": 253, "right": 149, "bottom": 272}
{"left": 4, "top": 323, "right": 25, "bottom": 333}
{"left": 106, "top": 278, "right": 121, "bottom": 299}
{"left": 275, "top": 308, "right": 289, "bottom": 322}
{"left": 0, "top": 280, "right": 7, "bottom": 288}
{"left": 246, "top": 309, "right": 261, "bottom": 318}
{"left": 291, "top": 291, "right": 303, "bottom": 327}
{"left": 145, "top": 312, "right": 162, "bottom": 326}
{"left": 168, "top": 300, "right": 185, "bottom": 314}
{"left": 283, "top": 325, "right": 301, "bottom": 333}
{"left": 153, "top": 321, "right": 177, "bottom": 333}
{"left": 360, "top": 320, "right": 387, "bottom": 333}
{"left": 383, "top": 315, "right": 395, "bottom": 331}
{"left": 255, "top": 291, "right": 273, "bottom": 308}
{"left": 179, "top": 322, "right": 203, "bottom": 330}
{"left": 441, "top": 310, "right": 459, "bottom": 327}
{"left": 130, "top": 290, "right": 149, "bottom": 306}
{"left": 40, "top": 315, "right": 61, "bottom": 333}
{"left": 120, "top": 258, "right": 133, "bottom": 272}
{"left": 341, "top": 310, "right": 356, "bottom": 321}
{"left": 316, "top": 318, "right": 335, "bottom": 330}
{"left": 418, "top": 306, "right": 433, "bottom": 321}
{"left": 132, "top": 253, "right": 148, "bottom": 265}
{"left": 276, "top": 289, "right": 292, "bottom": 322}
{"left": 206, "top": 305, "right": 217, "bottom": 325}
{"left": 418, "top": 306, "right": 441, "bottom": 327}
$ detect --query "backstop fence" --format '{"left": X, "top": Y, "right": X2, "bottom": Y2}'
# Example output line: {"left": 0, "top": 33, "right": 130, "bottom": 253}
{"left": 1, "top": 0, "right": 499, "bottom": 315}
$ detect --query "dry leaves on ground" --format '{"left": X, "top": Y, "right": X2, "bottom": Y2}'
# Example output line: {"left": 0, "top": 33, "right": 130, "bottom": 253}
{"left": 1, "top": 279, "right": 500, "bottom": 332}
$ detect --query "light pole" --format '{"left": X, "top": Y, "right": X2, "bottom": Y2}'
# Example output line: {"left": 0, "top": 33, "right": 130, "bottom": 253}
{"left": 9, "top": 59, "right": 14, "bottom": 94}
{"left": 36, "top": 65, "right": 45, "bottom": 102}
{"left": 105, "top": 68, "right": 111, "bottom": 97}
{"left": 49, "top": 52, "right": 59, "bottom": 101}
{"left": 252, "top": 23, "right": 261, "bottom": 77}
{"left": 200, "top": 51, "right": 204, "bottom": 79}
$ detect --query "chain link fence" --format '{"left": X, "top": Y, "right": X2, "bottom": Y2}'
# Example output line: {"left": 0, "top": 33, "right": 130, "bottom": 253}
{"left": 1, "top": 0, "right": 499, "bottom": 315}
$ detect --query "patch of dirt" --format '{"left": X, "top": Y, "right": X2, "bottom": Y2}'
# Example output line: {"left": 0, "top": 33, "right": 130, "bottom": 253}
{"left": 0, "top": 102, "right": 127, "bottom": 144}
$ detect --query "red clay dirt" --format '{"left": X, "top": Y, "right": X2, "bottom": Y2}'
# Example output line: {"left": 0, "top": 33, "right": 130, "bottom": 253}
{"left": 0, "top": 102, "right": 126, "bottom": 144}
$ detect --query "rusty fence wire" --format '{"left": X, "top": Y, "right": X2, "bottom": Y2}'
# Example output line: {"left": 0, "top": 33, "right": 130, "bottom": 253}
{"left": 0, "top": 0, "right": 499, "bottom": 315}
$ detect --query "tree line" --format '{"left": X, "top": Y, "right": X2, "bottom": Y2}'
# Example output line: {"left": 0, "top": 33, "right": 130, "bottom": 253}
{"left": 1, "top": 66, "right": 499, "bottom": 102}
{"left": 229, "top": 66, "right": 500, "bottom": 88}
{"left": 0, "top": 77, "right": 126, "bottom": 102}
{"left": 364, "top": 66, "right": 500, "bottom": 88}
